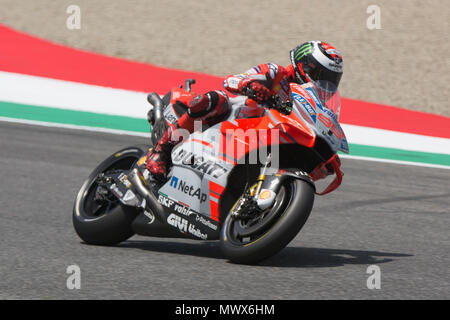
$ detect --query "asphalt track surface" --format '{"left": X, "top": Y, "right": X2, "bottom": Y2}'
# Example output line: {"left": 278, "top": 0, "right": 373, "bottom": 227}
{"left": 0, "top": 121, "right": 449, "bottom": 299}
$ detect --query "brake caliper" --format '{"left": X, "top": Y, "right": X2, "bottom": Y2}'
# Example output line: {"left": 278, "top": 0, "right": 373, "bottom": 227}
{"left": 230, "top": 193, "right": 262, "bottom": 220}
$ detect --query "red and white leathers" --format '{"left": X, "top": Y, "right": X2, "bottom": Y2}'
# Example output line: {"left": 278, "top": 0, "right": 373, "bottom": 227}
{"left": 223, "top": 63, "right": 296, "bottom": 104}
{"left": 146, "top": 90, "right": 230, "bottom": 179}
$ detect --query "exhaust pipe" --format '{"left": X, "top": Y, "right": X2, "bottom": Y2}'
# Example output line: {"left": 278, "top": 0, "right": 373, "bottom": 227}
{"left": 147, "top": 92, "right": 168, "bottom": 146}
{"left": 147, "top": 92, "right": 164, "bottom": 123}
{"left": 128, "top": 168, "right": 167, "bottom": 223}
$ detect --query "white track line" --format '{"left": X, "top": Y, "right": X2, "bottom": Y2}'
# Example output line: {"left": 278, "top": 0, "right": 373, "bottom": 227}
{"left": 341, "top": 124, "right": 450, "bottom": 155}
{"left": 339, "top": 154, "right": 450, "bottom": 170}
{"left": 0, "top": 71, "right": 149, "bottom": 118}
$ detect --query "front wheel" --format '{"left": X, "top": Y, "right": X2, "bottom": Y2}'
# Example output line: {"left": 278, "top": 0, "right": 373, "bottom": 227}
{"left": 220, "top": 179, "right": 315, "bottom": 264}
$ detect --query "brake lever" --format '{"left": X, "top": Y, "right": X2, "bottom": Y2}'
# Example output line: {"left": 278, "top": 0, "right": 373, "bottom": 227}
{"left": 242, "top": 86, "right": 257, "bottom": 101}
{"left": 278, "top": 100, "right": 293, "bottom": 115}
{"left": 267, "top": 96, "right": 292, "bottom": 115}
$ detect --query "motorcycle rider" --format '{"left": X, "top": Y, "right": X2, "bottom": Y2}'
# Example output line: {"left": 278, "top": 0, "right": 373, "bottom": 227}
{"left": 146, "top": 40, "right": 344, "bottom": 181}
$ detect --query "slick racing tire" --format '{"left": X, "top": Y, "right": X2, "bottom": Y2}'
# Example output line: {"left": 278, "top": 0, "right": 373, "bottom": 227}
{"left": 73, "top": 145, "right": 150, "bottom": 245}
{"left": 220, "top": 179, "right": 315, "bottom": 264}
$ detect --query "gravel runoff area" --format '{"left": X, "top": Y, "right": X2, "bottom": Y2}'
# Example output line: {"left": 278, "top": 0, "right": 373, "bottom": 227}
{"left": 0, "top": 0, "right": 449, "bottom": 116}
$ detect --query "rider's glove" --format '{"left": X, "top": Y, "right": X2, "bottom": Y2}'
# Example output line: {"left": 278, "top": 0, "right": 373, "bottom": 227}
{"left": 246, "top": 82, "right": 272, "bottom": 103}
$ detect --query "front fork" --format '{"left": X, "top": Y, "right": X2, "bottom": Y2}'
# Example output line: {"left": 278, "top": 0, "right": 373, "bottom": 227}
{"left": 231, "top": 155, "right": 315, "bottom": 219}
{"left": 231, "top": 155, "right": 272, "bottom": 219}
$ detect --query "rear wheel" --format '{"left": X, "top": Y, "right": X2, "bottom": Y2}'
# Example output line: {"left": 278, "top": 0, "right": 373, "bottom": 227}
{"left": 72, "top": 145, "right": 149, "bottom": 245}
{"left": 220, "top": 179, "right": 315, "bottom": 264}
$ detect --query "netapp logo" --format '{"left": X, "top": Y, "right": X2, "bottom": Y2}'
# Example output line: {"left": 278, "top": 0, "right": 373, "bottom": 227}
{"left": 170, "top": 176, "right": 207, "bottom": 203}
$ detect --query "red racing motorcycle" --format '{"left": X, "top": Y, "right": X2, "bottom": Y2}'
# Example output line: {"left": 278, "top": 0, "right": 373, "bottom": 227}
{"left": 73, "top": 79, "right": 349, "bottom": 264}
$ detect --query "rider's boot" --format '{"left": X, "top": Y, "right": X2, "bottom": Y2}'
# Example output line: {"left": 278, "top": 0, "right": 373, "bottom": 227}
{"left": 145, "top": 125, "right": 176, "bottom": 181}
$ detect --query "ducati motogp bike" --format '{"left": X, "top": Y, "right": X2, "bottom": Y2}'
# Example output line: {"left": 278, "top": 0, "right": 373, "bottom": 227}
{"left": 73, "top": 78, "right": 349, "bottom": 264}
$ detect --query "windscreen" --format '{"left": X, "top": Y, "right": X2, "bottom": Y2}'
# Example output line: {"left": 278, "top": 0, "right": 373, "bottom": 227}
{"left": 309, "top": 80, "right": 341, "bottom": 118}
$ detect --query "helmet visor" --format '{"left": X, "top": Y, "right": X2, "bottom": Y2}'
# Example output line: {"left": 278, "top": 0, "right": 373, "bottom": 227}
{"left": 305, "top": 63, "right": 343, "bottom": 88}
